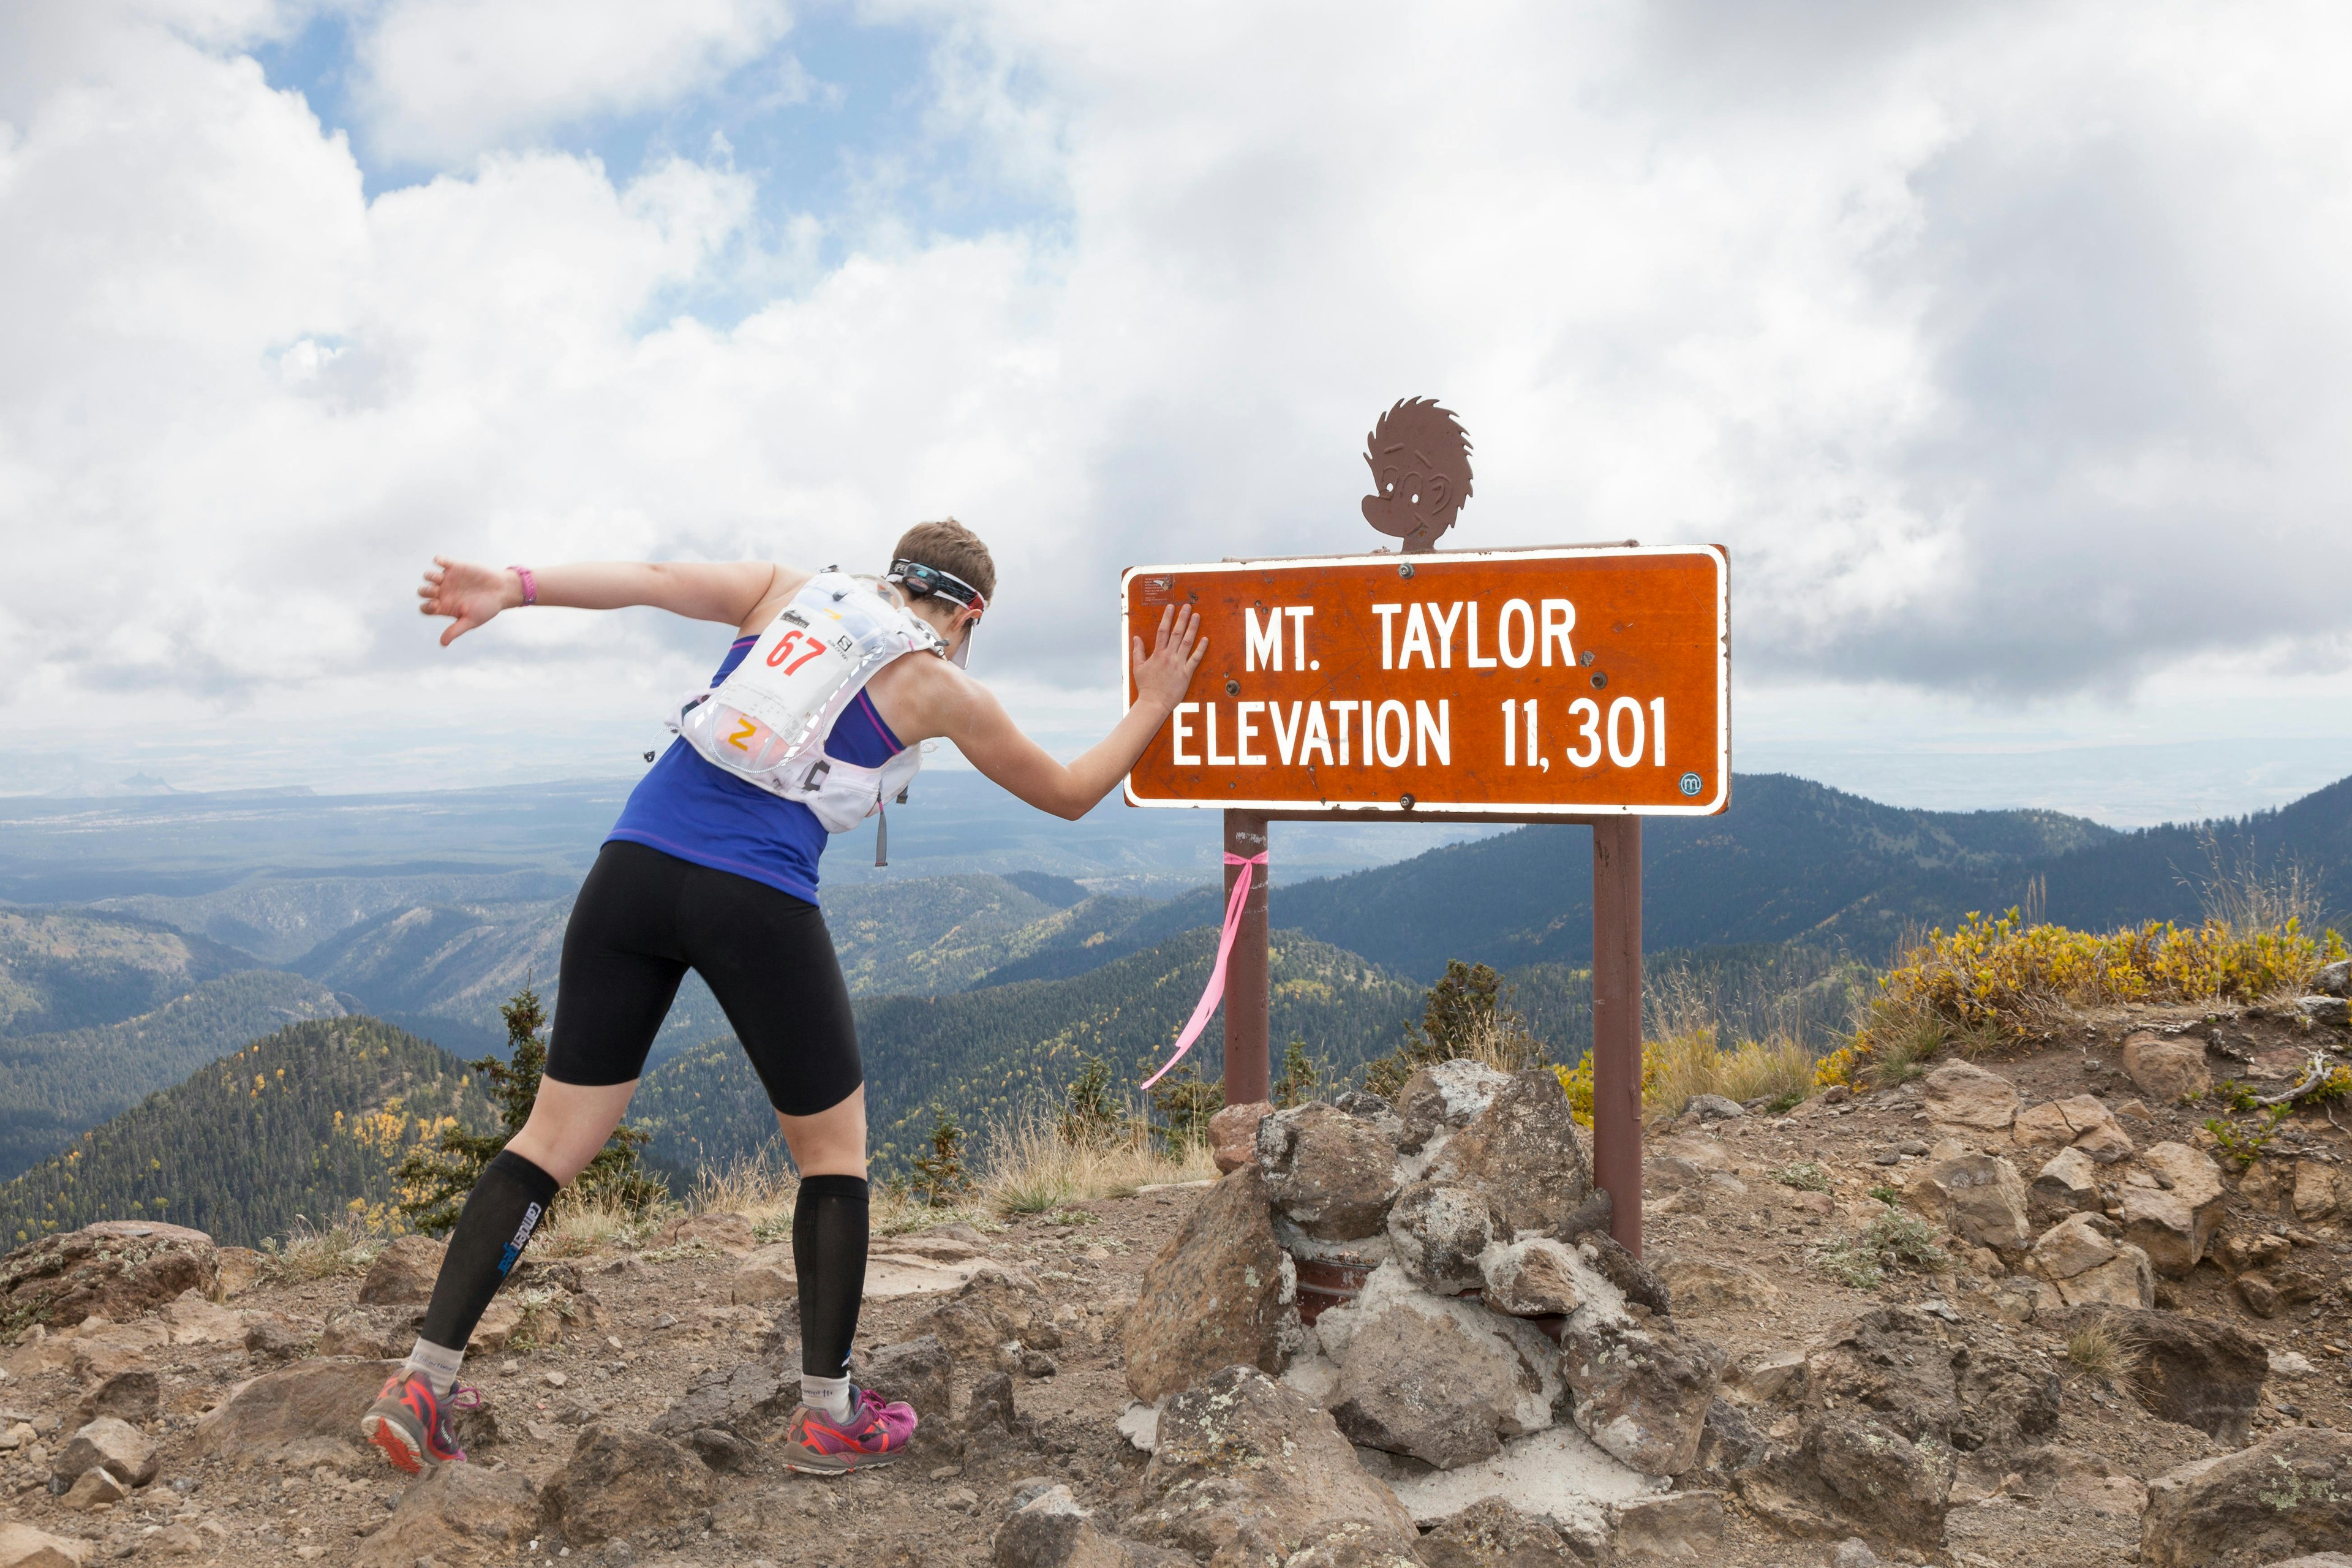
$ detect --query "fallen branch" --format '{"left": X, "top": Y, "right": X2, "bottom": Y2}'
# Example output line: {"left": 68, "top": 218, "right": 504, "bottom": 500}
{"left": 2250, "top": 1051, "right": 2348, "bottom": 1107}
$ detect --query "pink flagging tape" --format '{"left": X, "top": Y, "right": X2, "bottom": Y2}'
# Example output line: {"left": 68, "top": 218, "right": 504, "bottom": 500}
{"left": 1141, "top": 851, "right": 1267, "bottom": 1089}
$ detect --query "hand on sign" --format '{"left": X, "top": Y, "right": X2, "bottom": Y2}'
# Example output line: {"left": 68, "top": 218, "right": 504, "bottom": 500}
{"left": 417, "top": 556, "right": 515, "bottom": 646}
{"left": 1132, "top": 605, "right": 1207, "bottom": 712}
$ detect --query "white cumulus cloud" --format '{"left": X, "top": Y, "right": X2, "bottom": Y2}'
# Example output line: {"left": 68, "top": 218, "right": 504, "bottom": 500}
{"left": 0, "top": 0, "right": 2348, "bottom": 809}
{"left": 353, "top": 0, "right": 797, "bottom": 164}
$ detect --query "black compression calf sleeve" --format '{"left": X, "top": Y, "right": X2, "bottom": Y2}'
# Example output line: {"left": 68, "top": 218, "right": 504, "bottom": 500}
{"left": 793, "top": 1174, "right": 869, "bottom": 1381}
{"left": 417, "top": 1149, "right": 560, "bottom": 1352}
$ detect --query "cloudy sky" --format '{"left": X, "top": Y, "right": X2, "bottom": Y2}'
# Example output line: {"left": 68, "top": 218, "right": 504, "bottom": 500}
{"left": 1, "top": 0, "right": 2346, "bottom": 824}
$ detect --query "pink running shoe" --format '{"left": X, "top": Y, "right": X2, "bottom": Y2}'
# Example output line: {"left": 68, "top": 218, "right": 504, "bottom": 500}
{"left": 778, "top": 1387, "right": 918, "bottom": 1475}
{"left": 359, "top": 1370, "right": 481, "bottom": 1474}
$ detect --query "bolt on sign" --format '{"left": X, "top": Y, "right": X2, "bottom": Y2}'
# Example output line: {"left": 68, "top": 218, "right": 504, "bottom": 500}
{"left": 1121, "top": 543, "right": 1728, "bottom": 815}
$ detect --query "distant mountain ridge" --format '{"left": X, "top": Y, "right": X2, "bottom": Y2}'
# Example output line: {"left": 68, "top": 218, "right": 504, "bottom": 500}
{"left": 0, "top": 908, "right": 257, "bottom": 1037}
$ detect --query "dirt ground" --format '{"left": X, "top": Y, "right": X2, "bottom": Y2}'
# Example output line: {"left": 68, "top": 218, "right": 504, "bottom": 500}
{"left": 2, "top": 1002, "right": 2346, "bottom": 1566}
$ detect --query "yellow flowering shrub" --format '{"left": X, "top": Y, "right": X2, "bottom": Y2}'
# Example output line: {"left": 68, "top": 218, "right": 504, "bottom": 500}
{"left": 1814, "top": 1046, "right": 1858, "bottom": 1089}
{"left": 1555, "top": 1028, "right": 1812, "bottom": 1126}
{"left": 1857, "top": 909, "right": 2344, "bottom": 1055}
{"left": 1554, "top": 1060, "right": 1593, "bottom": 1126}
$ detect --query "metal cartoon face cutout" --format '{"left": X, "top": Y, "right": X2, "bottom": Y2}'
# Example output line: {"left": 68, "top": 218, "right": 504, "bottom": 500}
{"left": 1359, "top": 397, "right": 1473, "bottom": 553}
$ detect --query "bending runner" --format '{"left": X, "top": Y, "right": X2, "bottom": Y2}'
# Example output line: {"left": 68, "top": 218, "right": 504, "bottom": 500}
{"left": 362, "top": 521, "right": 1205, "bottom": 1475}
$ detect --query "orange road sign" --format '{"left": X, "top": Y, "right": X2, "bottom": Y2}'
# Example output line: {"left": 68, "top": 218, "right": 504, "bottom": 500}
{"left": 1122, "top": 543, "right": 1728, "bottom": 816}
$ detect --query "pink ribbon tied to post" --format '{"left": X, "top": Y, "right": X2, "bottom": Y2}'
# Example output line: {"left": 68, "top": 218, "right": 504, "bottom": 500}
{"left": 1142, "top": 851, "right": 1268, "bottom": 1088}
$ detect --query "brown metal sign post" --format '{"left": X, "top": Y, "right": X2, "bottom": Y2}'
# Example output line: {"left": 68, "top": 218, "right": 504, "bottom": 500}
{"left": 1121, "top": 404, "right": 1729, "bottom": 1257}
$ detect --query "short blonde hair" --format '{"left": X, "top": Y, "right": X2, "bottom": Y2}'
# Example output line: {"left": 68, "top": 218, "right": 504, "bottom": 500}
{"left": 892, "top": 518, "right": 997, "bottom": 603}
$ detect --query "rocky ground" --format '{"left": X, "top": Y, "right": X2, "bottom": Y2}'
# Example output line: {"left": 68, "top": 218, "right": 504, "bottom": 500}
{"left": 1, "top": 995, "right": 2348, "bottom": 1567}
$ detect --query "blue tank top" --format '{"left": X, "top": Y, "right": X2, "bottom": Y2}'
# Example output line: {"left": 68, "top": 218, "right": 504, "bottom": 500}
{"left": 606, "top": 634, "right": 907, "bottom": 903}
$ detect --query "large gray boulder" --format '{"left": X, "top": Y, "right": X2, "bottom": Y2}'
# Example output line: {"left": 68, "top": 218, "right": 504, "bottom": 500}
{"left": 1257, "top": 1102, "right": 1401, "bottom": 1241}
{"left": 991, "top": 1485, "right": 1191, "bottom": 1567}
{"left": 0, "top": 1221, "right": 218, "bottom": 1331}
{"left": 2141, "top": 1428, "right": 2352, "bottom": 1567}
{"left": 1479, "top": 1237, "right": 1587, "bottom": 1316}
{"left": 194, "top": 1357, "right": 404, "bottom": 1468}
{"left": 2069, "top": 1306, "right": 2267, "bottom": 1444}
{"left": 1395, "top": 1058, "right": 1513, "bottom": 1152}
{"left": 1321, "top": 1265, "right": 1560, "bottom": 1469}
{"left": 1539, "top": 1241, "right": 1722, "bottom": 1477}
{"left": 354, "top": 1463, "right": 539, "bottom": 1568}
{"left": 1121, "top": 1165, "right": 1292, "bottom": 1401}
{"left": 1920, "top": 1061, "right": 2019, "bottom": 1131}
{"left": 1386, "top": 1181, "right": 1501, "bottom": 1294}
{"left": 1561, "top": 1315, "right": 1727, "bottom": 1477}
{"left": 1901, "top": 1148, "right": 2031, "bottom": 1257}
{"left": 2119, "top": 1141, "right": 2226, "bottom": 1276}
{"left": 539, "top": 1426, "right": 712, "bottom": 1548}
{"left": 1425, "top": 1069, "right": 1594, "bottom": 1239}
{"left": 1126, "top": 1365, "right": 1422, "bottom": 1565}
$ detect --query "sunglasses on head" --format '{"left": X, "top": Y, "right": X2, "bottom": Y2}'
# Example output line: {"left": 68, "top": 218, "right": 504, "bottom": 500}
{"left": 887, "top": 559, "right": 986, "bottom": 616}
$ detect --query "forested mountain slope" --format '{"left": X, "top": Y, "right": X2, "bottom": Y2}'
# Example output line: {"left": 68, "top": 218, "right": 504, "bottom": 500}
{"left": 1266, "top": 773, "right": 2120, "bottom": 979}
{"left": 629, "top": 928, "right": 1422, "bottom": 1178}
{"left": 2034, "top": 771, "right": 2352, "bottom": 929}
{"left": 0, "top": 1016, "right": 493, "bottom": 1248}
{"left": 0, "top": 971, "right": 347, "bottom": 1181}
{"left": 1267, "top": 771, "right": 2351, "bottom": 981}
{"left": 296, "top": 899, "right": 571, "bottom": 1055}
{"left": 0, "top": 908, "right": 257, "bottom": 1037}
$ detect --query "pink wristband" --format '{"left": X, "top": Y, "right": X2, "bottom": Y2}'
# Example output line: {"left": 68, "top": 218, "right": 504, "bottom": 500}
{"left": 509, "top": 565, "right": 537, "bottom": 606}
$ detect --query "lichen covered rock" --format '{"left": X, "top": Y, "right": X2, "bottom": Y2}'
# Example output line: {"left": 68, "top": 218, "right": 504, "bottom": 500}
{"left": 1122, "top": 1165, "right": 1292, "bottom": 1401}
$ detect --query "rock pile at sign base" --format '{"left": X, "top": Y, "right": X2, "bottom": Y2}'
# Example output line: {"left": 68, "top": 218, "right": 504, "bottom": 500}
{"left": 1129, "top": 1065, "right": 1726, "bottom": 1498}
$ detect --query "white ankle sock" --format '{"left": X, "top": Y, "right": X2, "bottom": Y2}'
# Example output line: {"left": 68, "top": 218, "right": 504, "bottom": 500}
{"left": 802, "top": 1373, "right": 854, "bottom": 1422}
{"left": 403, "top": 1338, "right": 465, "bottom": 1397}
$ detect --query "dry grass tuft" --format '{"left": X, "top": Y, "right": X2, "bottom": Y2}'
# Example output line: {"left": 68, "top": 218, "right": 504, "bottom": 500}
{"left": 1635, "top": 967, "right": 1822, "bottom": 1118}
{"left": 2064, "top": 1320, "right": 2143, "bottom": 1383}
{"left": 979, "top": 1104, "right": 1216, "bottom": 1216}
{"left": 264, "top": 1213, "right": 390, "bottom": 1280}
{"left": 683, "top": 1150, "right": 995, "bottom": 1241}
{"left": 535, "top": 1188, "right": 669, "bottom": 1257}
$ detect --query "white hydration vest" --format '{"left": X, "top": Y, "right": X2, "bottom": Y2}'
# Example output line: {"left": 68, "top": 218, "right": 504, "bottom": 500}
{"left": 668, "top": 571, "right": 938, "bottom": 834}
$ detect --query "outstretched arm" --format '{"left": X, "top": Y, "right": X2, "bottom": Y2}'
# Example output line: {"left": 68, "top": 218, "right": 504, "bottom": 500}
{"left": 921, "top": 606, "right": 1207, "bottom": 821}
{"left": 418, "top": 557, "right": 801, "bottom": 646}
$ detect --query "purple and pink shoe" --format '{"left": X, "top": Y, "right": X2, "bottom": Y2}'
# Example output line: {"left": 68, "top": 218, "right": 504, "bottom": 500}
{"left": 778, "top": 1387, "right": 918, "bottom": 1475}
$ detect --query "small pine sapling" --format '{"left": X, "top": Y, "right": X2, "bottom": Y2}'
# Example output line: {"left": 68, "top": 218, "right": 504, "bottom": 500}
{"left": 396, "top": 984, "right": 665, "bottom": 1234}
{"left": 910, "top": 1111, "right": 971, "bottom": 1205}
{"left": 1149, "top": 1064, "right": 1223, "bottom": 1151}
{"left": 1272, "top": 1039, "right": 1320, "bottom": 1109}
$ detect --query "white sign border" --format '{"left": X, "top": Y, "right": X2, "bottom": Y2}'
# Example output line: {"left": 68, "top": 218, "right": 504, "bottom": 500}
{"left": 1118, "top": 541, "right": 1730, "bottom": 817}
